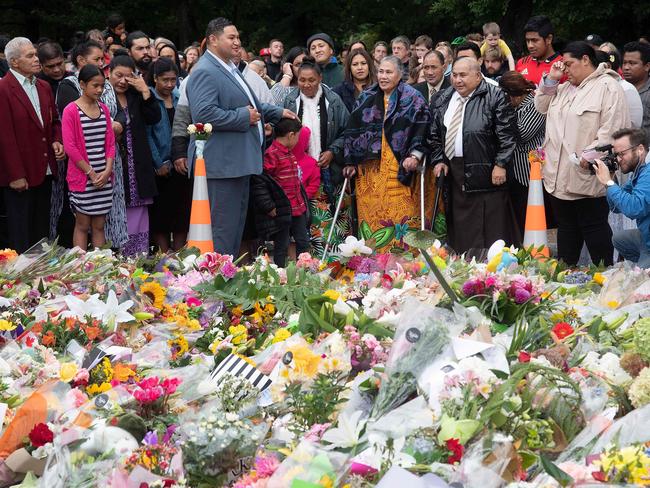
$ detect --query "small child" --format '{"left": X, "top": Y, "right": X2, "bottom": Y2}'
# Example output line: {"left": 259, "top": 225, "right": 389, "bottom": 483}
{"left": 481, "top": 22, "right": 516, "bottom": 71}
{"left": 292, "top": 127, "right": 320, "bottom": 200}
{"left": 255, "top": 118, "right": 310, "bottom": 267}
{"left": 62, "top": 64, "right": 115, "bottom": 250}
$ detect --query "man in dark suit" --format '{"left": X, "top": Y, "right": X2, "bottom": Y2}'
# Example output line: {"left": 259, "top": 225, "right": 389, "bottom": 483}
{"left": 0, "top": 37, "right": 64, "bottom": 253}
{"left": 187, "top": 18, "right": 296, "bottom": 256}
{"left": 413, "top": 49, "right": 450, "bottom": 104}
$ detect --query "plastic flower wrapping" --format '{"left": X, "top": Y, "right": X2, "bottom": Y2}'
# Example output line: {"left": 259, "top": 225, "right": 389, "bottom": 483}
{"left": 3, "top": 238, "right": 650, "bottom": 487}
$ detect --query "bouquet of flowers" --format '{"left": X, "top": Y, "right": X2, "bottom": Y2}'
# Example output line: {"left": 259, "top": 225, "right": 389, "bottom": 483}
{"left": 370, "top": 302, "right": 449, "bottom": 419}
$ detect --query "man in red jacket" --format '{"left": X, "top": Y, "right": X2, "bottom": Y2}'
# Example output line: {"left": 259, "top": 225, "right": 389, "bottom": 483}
{"left": 0, "top": 37, "right": 64, "bottom": 253}
{"left": 516, "top": 16, "right": 565, "bottom": 84}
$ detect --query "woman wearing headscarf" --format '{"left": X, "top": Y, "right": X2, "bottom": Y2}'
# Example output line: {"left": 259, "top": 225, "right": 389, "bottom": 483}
{"left": 342, "top": 55, "right": 433, "bottom": 250}
{"left": 282, "top": 57, "right": 351, "bottom": 256}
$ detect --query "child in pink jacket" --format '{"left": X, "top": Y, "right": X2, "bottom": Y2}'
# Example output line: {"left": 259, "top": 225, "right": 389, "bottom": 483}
{"left": 292, "top": 127, "right": 320, "bottom": 200}
{"left": 62, "top": 64, "right": 115, "bottom": 250}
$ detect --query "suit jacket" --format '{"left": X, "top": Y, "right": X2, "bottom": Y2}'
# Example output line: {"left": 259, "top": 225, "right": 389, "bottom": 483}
{"left": 186, "top": 51, "right": 283, "bottom": 179}
{"left": 413, "top": 75, "right": 451, "bottom": 104}
{"left": 0, "top": 71, "right": 62, "bottom": 187}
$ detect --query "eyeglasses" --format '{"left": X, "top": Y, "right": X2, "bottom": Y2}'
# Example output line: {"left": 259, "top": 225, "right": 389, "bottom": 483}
{"left": 614, "top": 144, "right": 640, "bottom": 159}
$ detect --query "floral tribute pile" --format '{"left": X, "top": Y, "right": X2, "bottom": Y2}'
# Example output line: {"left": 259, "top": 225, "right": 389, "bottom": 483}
{"left": 1, "top": 237, "right": 650, "bottom": 488}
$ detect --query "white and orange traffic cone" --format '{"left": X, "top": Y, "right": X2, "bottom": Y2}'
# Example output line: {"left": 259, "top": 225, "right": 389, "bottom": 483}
{"left": 523, "top": 156, "right": 550, "bottom": 257}
{"left": 187, "top": 140, "right": 214, "bottom": 254}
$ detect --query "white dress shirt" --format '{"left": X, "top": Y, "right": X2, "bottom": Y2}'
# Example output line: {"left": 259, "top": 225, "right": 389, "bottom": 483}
{"left": 207, "top": 50, "right": 263, "bottom": 143}
{"left": 443, "top": 89, "right": 476, "bottom": 158}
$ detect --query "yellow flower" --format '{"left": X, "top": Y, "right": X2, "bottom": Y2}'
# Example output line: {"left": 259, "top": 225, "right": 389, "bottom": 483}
{"left": 0, "top": 249, "right": 18, "bottom": 264}
{"left": 272, "top": 328, "right": 291, "bottom": 343}
{"left": 209, "top": 339, "right": 223, "bottom": 354}
{"left": 593, "top": 272, "right": 606, "bottom": 285}
{"left": 338, "top": 269, "right": 355, "bottom": 285}
{"left": 323, "top": 289, "right": 341, "bottom": 301}
{"left": 86, "top": 382, "right": 112, "bottom": 395}
{"left": 59, "top": 362, "right": 78, "bottom": 382}
{"left": 168, "top": 334, "right": 189, "bottom": 357}
{"left": 139, "top": 281, "right": 166, "bottom": 309}
{"left": 607, "top": 300, "right": 620, "bottom": 309}
{"left": 319, "top": 474, "right": 334, "bottom": 488}
{"left": 229, "top": 324, "right": 248, "bottom": 345}
{"left": 0, "top": 319, "right": 16, "bottom": 331}
{"left": 287, "top": 345, "right": 321, "bottom": 378}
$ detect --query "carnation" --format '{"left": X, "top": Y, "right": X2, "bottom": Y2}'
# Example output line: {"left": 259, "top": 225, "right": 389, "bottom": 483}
{"left": 628, "top": 367, "right": 650, "bottom": 408}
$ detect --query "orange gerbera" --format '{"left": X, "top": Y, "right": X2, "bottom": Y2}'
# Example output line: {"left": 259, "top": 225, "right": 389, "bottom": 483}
{"left": 31, "top": 322, "right": 43, "bottom": 335}
{"left": 42, "top": 331, "right": 56, "bottom": 347}
{"left": 84, "top": 325, "right": 101, "bottom": 341}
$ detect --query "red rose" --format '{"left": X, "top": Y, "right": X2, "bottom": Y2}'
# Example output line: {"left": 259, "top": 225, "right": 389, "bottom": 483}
{"left": 518, "top": 351, "right": 531, "bottom": 363}
{"left": 552, "top": 321, "right": 574, "bottom": 340}
{"left": 195, "top": 123, "right": 204, "bottom": 131}
{"left": 445, "top": 438, "right": 464, "bottom": 464}
{"left": 28, "top": 422, "right": 54, "bottom": 448}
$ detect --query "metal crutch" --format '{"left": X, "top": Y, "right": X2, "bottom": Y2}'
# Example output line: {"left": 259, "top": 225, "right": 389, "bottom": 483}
{"left": 420, "top": 163, "right": 426, "bottom": 231}
{"left": 430, "top": 172, "right": 445, "bottom": 232}
{"left": 322, "top": 177, "right": 349, "bottom": 262}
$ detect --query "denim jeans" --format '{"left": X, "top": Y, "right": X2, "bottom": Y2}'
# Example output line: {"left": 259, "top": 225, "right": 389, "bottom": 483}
{"left": 612, "top": 229, "right": 650, "bottom": 268}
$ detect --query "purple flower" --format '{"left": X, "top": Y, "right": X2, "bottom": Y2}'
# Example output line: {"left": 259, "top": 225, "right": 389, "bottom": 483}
{"left": 513, "top": 287, "right": 531, "bottom": 304}
{"left": 142, "top": 431, "right": 158, "bottom": 446}
{"left": 162, "top": 424, "right": 177, "bottom": 444}
{"left": 462, "top": 278, "right": 484, "bottom": 297}
{"left": 220, "top": 261, "right": 238, "bottom": 279}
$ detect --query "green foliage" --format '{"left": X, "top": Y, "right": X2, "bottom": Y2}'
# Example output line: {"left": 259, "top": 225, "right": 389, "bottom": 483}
{"left": 4, "top": 0, "right": 650, "bottom": 55}
{"left": 480, "top": 363, "right": 585, "bottom": 445}
{"left": 284, "top": 372, "right": 348, "bottom": 435}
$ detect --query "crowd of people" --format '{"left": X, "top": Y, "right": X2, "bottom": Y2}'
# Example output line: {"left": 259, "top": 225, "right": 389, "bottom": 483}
{"left": 2, "top": 13, "right": 650, "bottom": 269}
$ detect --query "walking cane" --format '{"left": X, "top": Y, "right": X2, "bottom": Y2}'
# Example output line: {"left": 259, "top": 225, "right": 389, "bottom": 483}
{"left": 430, "top": 172, "right": 445, "bottom": 232}
{"left": 322, "top": 177, "right": 349, "bottom": 262}
{"left": 419, "top": 164, "right": 426, "bottom": 231}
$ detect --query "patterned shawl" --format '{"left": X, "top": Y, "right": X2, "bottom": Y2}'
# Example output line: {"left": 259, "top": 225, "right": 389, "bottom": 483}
{"left": 344, "top": 81, "right": 430, "bottom": 186}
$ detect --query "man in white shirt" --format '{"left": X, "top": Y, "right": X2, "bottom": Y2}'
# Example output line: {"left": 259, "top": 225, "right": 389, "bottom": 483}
{"left": 428, "top": 57, "right": 518, "bottom": 253}
{"left": 186, "top": 18, "right": 296, "bottom": 256}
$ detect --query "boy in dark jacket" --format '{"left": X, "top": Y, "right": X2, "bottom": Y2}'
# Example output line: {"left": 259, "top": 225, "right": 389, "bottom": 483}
{"left": 254, "top": 118, "right": 311, "bottom": 267}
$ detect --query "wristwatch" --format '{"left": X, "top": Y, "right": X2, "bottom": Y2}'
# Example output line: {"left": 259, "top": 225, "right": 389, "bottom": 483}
{"left": 606, "top": 180, "right": 615, "bottom": 187}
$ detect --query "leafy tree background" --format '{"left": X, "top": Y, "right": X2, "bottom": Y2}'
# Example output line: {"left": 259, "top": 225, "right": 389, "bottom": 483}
{"left": 1, "top": 0, "right": 650, "bottom": 55}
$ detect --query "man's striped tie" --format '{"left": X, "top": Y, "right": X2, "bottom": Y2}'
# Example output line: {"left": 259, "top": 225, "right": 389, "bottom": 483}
{"left": 445, "top": 96, "right": 468, "bottom": 160}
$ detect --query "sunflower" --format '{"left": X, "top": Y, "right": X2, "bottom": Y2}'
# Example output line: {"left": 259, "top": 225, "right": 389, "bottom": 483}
{"left": 139, "top": 281, "right": 166, "bottom": 309}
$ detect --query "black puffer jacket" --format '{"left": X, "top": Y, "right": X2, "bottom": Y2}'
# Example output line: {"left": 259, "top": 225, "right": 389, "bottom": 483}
{"left": 428, "top": 80, "right": 516, "bottom": 193}
{"left": 250, "top": 173, "right": 312, "bottom": 239}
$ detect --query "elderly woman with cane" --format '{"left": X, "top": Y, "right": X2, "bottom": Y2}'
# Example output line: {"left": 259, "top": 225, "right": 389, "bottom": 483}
{"left": 342, "top": 55, "right": 433, "bottom": 251}
{"left": 282, "top": 56, "right": 351, "bottom": 257}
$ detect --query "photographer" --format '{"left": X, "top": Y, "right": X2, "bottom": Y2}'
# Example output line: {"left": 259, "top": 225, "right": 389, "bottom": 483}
{"left": 594, "top": 128, "right": 650, "bottom": 267}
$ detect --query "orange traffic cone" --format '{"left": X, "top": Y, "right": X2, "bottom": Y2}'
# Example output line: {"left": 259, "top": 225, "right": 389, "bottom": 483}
{"left": 187, "top": 141, "right": 214, "bottom": 254}
{"left": 523, "top": 157, "right": 550, "bottom": 257}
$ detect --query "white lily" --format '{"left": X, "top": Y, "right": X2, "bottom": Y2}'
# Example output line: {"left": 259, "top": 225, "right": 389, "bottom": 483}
{"left": 61, "top": 294, "right": 102, "bottom": 320}
{"left": 338, "top": 236, "right": 372, "bottom": 257}
{"left": 322, "top": 409, "right": 367, "bottom": 450}
{"left": 94, "top": 290, "right": 135, "bottom": 331}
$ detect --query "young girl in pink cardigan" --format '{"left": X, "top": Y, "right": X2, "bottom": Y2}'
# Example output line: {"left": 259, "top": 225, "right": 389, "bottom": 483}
{"left": 62, "top": 65, "right": 115, "bottom": 250}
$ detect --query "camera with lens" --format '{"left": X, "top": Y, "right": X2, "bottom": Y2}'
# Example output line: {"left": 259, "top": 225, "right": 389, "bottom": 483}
{"left": 590, "top": 144, "right": 618, "bottom": 173}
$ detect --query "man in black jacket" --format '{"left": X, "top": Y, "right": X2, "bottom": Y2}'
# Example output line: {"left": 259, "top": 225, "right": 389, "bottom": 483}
{"left": 413, "top": 50, "right": 450, "bottom": 104}
{"left": 428, "top": 57, "right": 518, "bottom": 254}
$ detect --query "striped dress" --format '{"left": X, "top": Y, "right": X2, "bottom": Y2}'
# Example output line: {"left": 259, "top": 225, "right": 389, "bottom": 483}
{"left": 69, "top": 105, "right": 113, "bottom": 216}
